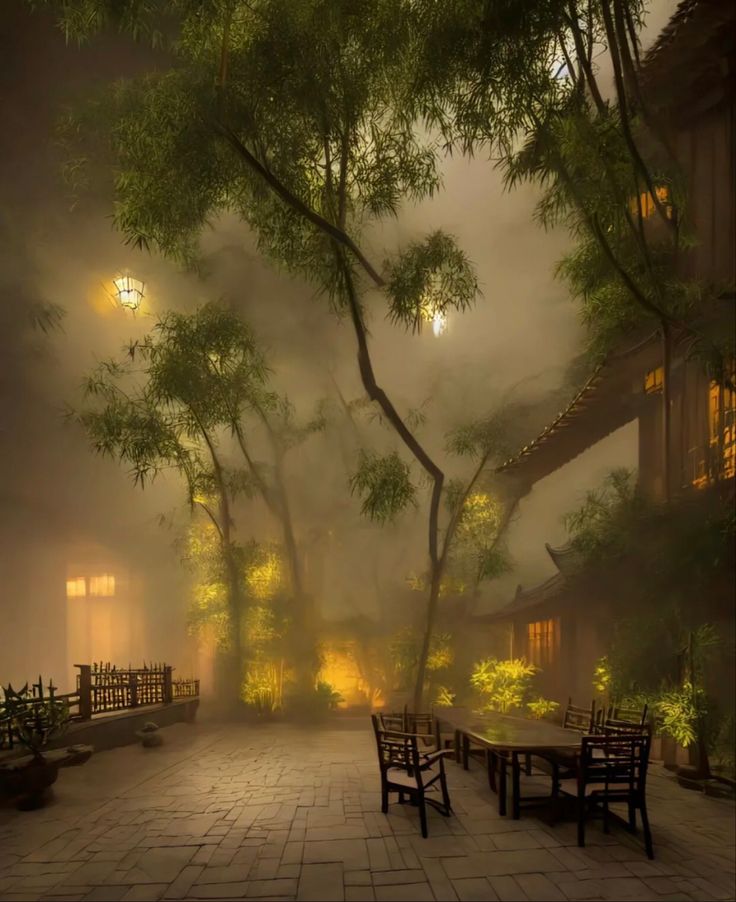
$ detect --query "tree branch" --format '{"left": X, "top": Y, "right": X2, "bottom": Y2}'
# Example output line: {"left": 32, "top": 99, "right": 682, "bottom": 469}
{"left": 212, "top": 120, "right": 386, "bottom": 287}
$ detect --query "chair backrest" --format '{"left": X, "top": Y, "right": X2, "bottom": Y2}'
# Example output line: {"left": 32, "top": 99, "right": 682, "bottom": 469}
{"left": 371, "top": 714, "right": 424, "bottom": 785}
{"left": 563, "top": 698, "right": 596, "bottom": 732}
{"left": 580, "top": 731, "right": 651, "bottom": 795}
{"left": 378, "top": 712, "right": 406, "bottom": 732}
{"left": 603, "top": 717, "right": 648, "bottom": 735}
{"left": 378, "top": 710, "right": 434, "bottom": 736}
{"left": 609, "top": 701, "right": 648, "bottom": 725}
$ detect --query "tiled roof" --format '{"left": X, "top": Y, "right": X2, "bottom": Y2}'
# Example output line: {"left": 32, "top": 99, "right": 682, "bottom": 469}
{"left": 494, "top": 330, "right": 660, "bottom": 482}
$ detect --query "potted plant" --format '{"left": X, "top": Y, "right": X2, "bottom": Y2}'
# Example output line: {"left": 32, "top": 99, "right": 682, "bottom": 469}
{"left": 0, "top": 681, "right": 92, "bottom": 810}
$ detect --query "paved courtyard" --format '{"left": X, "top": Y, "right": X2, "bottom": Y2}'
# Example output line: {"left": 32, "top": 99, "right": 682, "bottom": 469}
{"left": 0, "top": 720, "right": 733, "bottom": 902}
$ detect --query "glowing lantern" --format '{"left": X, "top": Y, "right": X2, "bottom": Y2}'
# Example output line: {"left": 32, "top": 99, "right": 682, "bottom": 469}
{"left": 113, "top": 275, "right": 145, "bottom": 311}
{"left": 432, "top": 310, "right": 447, "bottom": 337}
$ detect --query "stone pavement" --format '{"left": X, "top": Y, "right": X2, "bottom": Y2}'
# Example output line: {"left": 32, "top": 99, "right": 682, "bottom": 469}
{"left": 0, "top": 720, "right": 733, "bottom": 902}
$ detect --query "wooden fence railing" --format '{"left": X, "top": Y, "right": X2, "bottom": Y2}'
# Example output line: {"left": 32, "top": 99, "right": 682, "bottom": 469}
{"left": 1, "top": 662, "right": 199, "bottom": 751}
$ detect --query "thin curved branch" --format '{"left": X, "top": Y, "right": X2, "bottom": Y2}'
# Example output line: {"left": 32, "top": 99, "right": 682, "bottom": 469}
{"left": 196, "top": 500, "right": 224, "bottom": 541}
{"left": 212, "top": 120, "right": 385, "bottom": 287}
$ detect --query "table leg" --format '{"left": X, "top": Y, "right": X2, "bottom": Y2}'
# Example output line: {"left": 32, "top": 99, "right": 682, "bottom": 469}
{"left": 462, "top": 733, "right": 469, "bottom": 770}
{"left": 512, "top": 752, "right": 521, "bottom": 820}
{"left": 498, "top": 756, "right": 507, "bottom": 817}
{"left": 486, "top": 750, "right": 497, "bottom": 793}
{"left": 454, "top": 729, "right": 461, "bottom": 764}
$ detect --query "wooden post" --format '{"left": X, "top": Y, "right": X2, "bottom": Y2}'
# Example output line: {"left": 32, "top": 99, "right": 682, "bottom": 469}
{"left": 163, "top": 665, "right": 173, "bottom": 705}
{"left": 77, "top": 665, "right": 92, "bottom": 720}
{"left": 130, "top": 673, "right": 139, "bottom": 708}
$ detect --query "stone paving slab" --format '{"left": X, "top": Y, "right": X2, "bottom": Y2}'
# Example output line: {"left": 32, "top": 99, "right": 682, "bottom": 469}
{"left": 0, "top": 721, "right": 733, "bottom": 901}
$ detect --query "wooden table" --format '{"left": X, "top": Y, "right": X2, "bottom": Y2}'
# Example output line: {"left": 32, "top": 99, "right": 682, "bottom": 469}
{"left": 435, "top": 707, "right": 582, "bottom": 819}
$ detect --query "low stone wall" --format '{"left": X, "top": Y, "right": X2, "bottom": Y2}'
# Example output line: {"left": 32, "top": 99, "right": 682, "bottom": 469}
{"left": 43, "top": 698, "right": 199, "bottom": 754}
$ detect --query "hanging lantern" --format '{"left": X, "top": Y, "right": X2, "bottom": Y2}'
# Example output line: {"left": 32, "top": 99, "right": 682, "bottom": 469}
{"left": 432, "top": 309, "right": 447, "bottom": 337}
{"left": 112, "top": 275, "right": 145, "bottom": 311}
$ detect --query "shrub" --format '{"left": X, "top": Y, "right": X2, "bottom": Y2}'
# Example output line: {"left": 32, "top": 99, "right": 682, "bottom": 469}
{"left": 470, "top": 658, "right": 537, "bottom": 714}
{"left": 527, "top": 697, "right": 560, "bottom": 720}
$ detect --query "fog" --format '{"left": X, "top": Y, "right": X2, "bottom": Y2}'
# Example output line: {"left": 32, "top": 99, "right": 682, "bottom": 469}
{"left": 0, "top": 0, "right": 675, "bottom": 693}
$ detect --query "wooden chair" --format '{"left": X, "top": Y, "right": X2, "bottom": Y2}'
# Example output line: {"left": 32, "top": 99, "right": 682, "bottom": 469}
{"left": 371, "top": 715, "right": 452, "bottom": 838}
{"left": 379, "top": 710, "right": 436, "bottom": 749}
{"left": 563, "top": 698, "right": 596, "bottom": 732}
{"left": 555, "top": 731, "right": 654, "bottom": 859}
{"left": 529, "top": 698, "right": 595, "bottom": 776}
{"left": 595, "top": 701, "right": 648, "bottom": 732}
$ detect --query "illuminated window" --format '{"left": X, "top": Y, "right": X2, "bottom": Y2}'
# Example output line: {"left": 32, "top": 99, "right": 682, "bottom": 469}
{"left": 527, "top": 618, "right": 560, "bottom": 668}
{"left": 688, "top": 448, "right": 708, "bottom": 489}
{"left": 66, "top": 577, "right": 86, "bottom": 598}
{"left": 89, "top": 574, "right": 116, "bottom": 597}
{"left": 644, "top": 366, "right": 664, "bottom": 394}
{"left": 630, "top": 185, "right": 673, "bottom": 220}
{"left": 708, "top": 362, "right": 736, "bottom": 481}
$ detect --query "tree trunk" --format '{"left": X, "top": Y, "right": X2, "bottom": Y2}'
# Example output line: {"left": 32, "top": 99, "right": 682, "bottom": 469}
{"left": 269, "top": 437, "right": 319, "bottom": 695}
{"left": 412, "top": 561, "right": 444, "bottom": 713}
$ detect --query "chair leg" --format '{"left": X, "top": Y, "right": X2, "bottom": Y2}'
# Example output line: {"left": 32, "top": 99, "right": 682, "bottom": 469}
{"left": 498, "top": 757, "right": 507, "bottom": 817}
{"left": 487, "top": 751, "right": 497, "bottom": 793}
{"left": 628, "top": 801, "right": 637, "bottom": 833}
{"left": 511, "top": 753, "right": 521, "bottom": 820}
{"left": 398, "top": 791, "right": 405, "bottom": 805}
{"left": 639, "top": 800, "right": 655, "bottom": 860}
{"left": 381, "top": 778, "right": 388, "bottom": 814}
{"left": 439, "top": 767, "right": 452, "bottom": 815}
{"left": 418, "top": 793, "right": 428, "bottom": 838}
{"left": 525, "top": 753, "right": 532, "bottom": 776}
{"left": 577, "top": 796, "right": 586, "bottom": 848}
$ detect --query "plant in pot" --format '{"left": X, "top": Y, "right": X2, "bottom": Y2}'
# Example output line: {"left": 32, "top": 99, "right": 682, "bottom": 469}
{"left": 0, "top": 681, "right": 89, "bottom": 810}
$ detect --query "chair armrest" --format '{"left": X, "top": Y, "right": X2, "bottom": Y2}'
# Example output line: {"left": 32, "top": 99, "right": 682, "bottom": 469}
{"left": 420, "top": 749, "right": 454, "bottom": 765}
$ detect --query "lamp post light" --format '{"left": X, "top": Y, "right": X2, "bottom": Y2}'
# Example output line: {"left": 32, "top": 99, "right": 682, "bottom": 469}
{"left": 112, "top": 275, "right": 145, "bottom": 311}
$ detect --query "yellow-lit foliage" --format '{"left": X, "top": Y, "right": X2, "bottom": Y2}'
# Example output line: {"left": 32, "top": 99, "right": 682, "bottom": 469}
{"left": 592, "top": 656, "right": 612, "bottom": 694}
{"left": 186, "top": 520, "right": 232, "bottom": 648}
{"left": 318, "top": 644, "right": 385, "bottom": 708}
{"left": 458, "top": 492, "right": 502, "bottom": 539}
{"left": 434, "top": 685, "right": 456, "bottom": 707}
{"left": 426, "top": 632, "right": 454, "bottom": 671}
{"left": 527, "top": 697, "right": 560, "bottom": 719}
{"left": 470, "top": 657, "right": 537, "bottom": 714}
{"left": 245, "top": 605, "right": 285, "bottom": 646}
{"left": 241, "top": 659, "right": 285, "bottom": 712}
{"left": 246, "top": 551, "right": 283, "bottom": 600}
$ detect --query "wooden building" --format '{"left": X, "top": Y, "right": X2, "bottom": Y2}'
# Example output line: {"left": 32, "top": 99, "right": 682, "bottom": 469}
{"left": 474, "top": 0, "right": 735, "bottom": 701}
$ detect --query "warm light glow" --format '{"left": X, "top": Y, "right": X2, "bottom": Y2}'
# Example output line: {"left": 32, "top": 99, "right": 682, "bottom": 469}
{"left": 113, "top": 275, "right": 145, "bottom": 311}
{"left": 432, "top": 310, "right": 447, "bottom": 337}
{"left": 246, "top": 553, "right": 282, "bottom": 600}
{"left": 89, "top": 574, "right": 116, "bottom": 597}
{"left": 527, "top": 618, "right": 559, "bottom": 668}
{"left": 420, "top": 295, "right": 447, "bottom": 337}
{"left": 708, "top": 362, "right": 736, "bottom": 481}
{"left": 318, "top": 646, "right": 384, "bottom": 709}
{"left": 644, "top": 366, "right": 664, "bottom": 394}
{"left": 630, "top": 185, "right": 672, "bottom": 220}
{"left": 66, "top": 577, "right": 86, "bottom": 598}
